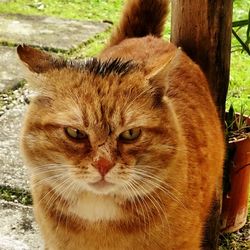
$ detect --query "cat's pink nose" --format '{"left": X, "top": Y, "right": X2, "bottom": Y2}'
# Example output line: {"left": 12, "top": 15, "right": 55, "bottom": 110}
{"left": 93, "top": 157, "right": 115, "bottom": 176}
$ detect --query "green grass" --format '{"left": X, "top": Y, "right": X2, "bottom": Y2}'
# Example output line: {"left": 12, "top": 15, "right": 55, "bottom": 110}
{"left": 0, "top": 185, "right": 32, "bottom": 205}
{"left": 0, "top": 0, "right": 123, "bottom": 22}
{"left": 228, "top": 0, "right": 250, "bottom": 115}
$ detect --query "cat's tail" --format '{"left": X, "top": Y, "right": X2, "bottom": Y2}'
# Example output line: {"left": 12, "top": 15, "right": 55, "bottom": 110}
{"left": 108, "top": 0, "right": 169, "bottom": 47}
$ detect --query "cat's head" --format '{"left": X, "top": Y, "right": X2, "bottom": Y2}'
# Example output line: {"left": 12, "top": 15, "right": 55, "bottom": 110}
{"left": 18, "top": 45, "right": 181, "bottom": 199}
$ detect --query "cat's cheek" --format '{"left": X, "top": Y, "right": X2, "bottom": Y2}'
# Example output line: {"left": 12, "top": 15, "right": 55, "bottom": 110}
{"left": 20, "top": 134, "right": 51, "bottom": 167}
{"left": 117, "top": 143, "right": 142, "bottom": 166}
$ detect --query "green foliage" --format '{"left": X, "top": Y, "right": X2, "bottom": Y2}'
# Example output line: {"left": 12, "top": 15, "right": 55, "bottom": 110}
{"left": 0, "top": 0, "right": 123, "bottom": 22}
{"left": 0, "top": 185, "right": 32, "bottom": 205}
{"left": 228, "top": 0, "right": 250, "bottom": 115}
{"left": 232, "top": 10, "right": 250, "bottom": 54}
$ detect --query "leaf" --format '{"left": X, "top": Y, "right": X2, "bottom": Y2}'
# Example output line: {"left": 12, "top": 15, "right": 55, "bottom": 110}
{"left": 226, "top": 104, "right": 235, "bottom": 132}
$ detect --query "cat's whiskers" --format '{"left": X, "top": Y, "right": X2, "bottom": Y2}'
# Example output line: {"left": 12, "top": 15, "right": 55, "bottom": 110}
{"left": 120, "top": 182, "right": 137, "bottom": 217}
{"left": 55, "top": 181, "right": 77, "bottom": 234}
{"left": 32, "top": 172, "right": 67, "bottom": 188}
{"left": 30, "top": 163, "right": 72, "bottom": 177}
{"left": 145, "top": 177, "right": 185, "bottom": 210}
{"left": 129, "top": 178, "right": 165, "bottom": 233}
{"left": 41, "top": 176, "right": 73, "bottom": 214}
{"left": 136, "top": 178, "right": 166, "bottom": 228}
{"left": 34, "top": 163, "right": 75, "bottom": 170}
{"left": 132, "top": 167, "right": 187, "bottom": 210}
{"left": 124, "top": 180, "right": 149, "bottom": 234}
{"left": 127, "top": 178, "right": 171, "bottom": 239}
{"left": 39, "top": 177, "right": 67, "bottom": 211}
{"left": 31, "top": 168, "right": 65, "bottom": 177}
{"left": 66, "top": 182, "right": 82, "bottom": 232}
{"left": 137, "top": 169, "right": 182, "bottom": 196}
{"left": 135, "top": 177, "right": 172, "bottom": 237}
{"left": 130, "top": 176, "right": 170, "bottom": 236}
{"left": 31, "top": 163, "right": 82, "bottom": 188}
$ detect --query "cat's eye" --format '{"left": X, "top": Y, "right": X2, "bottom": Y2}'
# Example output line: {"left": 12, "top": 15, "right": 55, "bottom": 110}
{"left": 119, "top": 128, "right": 141, "bottom": 142}
{"left": 65, "top": 127, "right": 87, "bottom": 141}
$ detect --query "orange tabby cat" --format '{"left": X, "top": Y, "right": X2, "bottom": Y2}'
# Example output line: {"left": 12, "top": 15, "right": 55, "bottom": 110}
{"left": 18, "top": 0, "right": 224, "bottom": 249}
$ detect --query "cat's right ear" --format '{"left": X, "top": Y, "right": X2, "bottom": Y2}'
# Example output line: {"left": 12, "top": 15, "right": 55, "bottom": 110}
{"left": 17, "top": 44, "right": 56, "bottom": 74}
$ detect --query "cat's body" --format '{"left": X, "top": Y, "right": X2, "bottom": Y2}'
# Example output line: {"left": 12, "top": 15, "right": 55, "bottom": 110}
{"left": 18, "top": 0, "right": 224, "bottom": 249}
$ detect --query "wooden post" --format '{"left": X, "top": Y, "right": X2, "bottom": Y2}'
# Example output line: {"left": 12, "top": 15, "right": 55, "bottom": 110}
{"left": 171, "top": 0, "right": 233, "bottom": 120}
{"left": 171, "top": 1, "right": 233, "bottom": 249}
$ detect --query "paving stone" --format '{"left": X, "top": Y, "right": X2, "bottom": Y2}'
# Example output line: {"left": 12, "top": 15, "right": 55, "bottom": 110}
{"left": 0, "top": 13, "right": 109, "bottom": 50}
{"left": 0, "top": 104, "right": 29, "bottom": 190}
{"left": 0, "top": 200, "right": 42, "bottom": 250}
{"left": 0, "top": 46, "right": 23, "bottom": 91}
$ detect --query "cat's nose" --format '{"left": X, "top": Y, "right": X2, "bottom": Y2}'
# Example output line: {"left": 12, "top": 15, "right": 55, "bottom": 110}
{"left": 93, "top": 157, "right": 115, "bottom": 177}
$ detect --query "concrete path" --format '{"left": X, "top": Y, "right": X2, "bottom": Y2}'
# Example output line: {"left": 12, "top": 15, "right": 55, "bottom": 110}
{"left": 0, "top": 12, "right": 109, "bottom": 249}
{"left": 0, "top": 105, "right": 29, "bottom": 190}
{"left": 0, "top": 47, "right": 23, "bottom": 91}
{"left": 0, "top": 14, "right": 108, "bottom": 50}
{"left": 0, "top": 200, "right": 42, "bottom": 250}
{"left": 0, "top": 13, "right": 109, "bottom": 91}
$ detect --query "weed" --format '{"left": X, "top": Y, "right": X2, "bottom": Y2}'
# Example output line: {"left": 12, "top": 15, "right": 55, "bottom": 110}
{"left": 0, "top": 185, "right": 32, "bottom": 205}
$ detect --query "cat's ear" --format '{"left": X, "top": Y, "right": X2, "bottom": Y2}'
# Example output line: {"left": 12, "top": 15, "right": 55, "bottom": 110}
{"left": 17, "top": 44, "right": 59, "bottom": 73}
{"left": 144, "top": 49, "right": 180, "bottom": 107}
{"left": 145, "top": 49, "right": 180, "bottom": 81}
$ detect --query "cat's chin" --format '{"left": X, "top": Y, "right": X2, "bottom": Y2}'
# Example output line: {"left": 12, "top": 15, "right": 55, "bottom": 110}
{"left": 87, "top": 180, "right": 117, "bottom": 195}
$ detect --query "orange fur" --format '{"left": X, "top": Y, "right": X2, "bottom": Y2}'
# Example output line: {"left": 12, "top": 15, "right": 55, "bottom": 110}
{"left": 18, "top": 0, "right": 224, "bottom": 249}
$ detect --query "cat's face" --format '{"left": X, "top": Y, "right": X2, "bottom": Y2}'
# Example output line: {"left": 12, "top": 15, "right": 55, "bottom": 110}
{"left": 18, "top": 45, "right": 179, "bottom": 201}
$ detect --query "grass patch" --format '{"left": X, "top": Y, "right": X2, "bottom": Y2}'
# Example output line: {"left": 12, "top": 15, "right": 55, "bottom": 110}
{"left": 219, "top": 218, "right": 250, "bottom": 250}
{"left": 227, "top": 50, "right": 250, "bottom": 115}
{"left": 227, "top": 0, "right": 250, "bottom": 114}
{"left": 0, "top": 185, "right": 32, "bottom": 206}
{"left": 0, "top": 0, "right": 122, "bottom": 22}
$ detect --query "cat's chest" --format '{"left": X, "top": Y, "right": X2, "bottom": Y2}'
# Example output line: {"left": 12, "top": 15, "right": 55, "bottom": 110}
{"left": 68, "top": 194, "right": 122, "bottom": 222}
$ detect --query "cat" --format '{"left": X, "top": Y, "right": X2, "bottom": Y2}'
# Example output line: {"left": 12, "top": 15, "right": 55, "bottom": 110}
{"left": 17, "top": 0, "right": 225, "bottom": 249}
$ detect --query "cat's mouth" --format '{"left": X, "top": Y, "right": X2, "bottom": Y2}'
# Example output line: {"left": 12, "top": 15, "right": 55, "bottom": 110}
{"left": 88, "top": 179, "right": 115, "bottom": 192}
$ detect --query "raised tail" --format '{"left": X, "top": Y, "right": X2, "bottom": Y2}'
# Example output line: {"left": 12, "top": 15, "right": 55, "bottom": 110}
{"left": 108, "top": 0, "right": 169, "bottom": 47}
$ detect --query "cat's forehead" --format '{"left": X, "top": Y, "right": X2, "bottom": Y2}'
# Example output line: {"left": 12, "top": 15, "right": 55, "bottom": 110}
{"left": 49, "top": 57, "right": 145, "bottom": 98}
{"left": 70, "top": 81, "right": 152, "bottom": 129}
{"left": 52, "top": 58, "right": 147, "bottom": 108}
{"left": 50, "top": 73, "right": 158, "bottom": 132}
{"left": 41, "top": 57, "right": 163, "bottom": 130}
{"left": 56, "top": 57, "right": 138, "bottom": 78}
{"left": 82, "top": 57, "right": 137, "bottom": 77}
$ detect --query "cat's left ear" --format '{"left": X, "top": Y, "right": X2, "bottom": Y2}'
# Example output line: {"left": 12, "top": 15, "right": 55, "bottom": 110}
{"left": 145, "top": 49, "right": 180, "bottom": 82}
{"left": 17, "top": 44, "right": 61, "bottom": 73}
{"left": 144, "top": 49, "right": 180, "bottom": 106}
